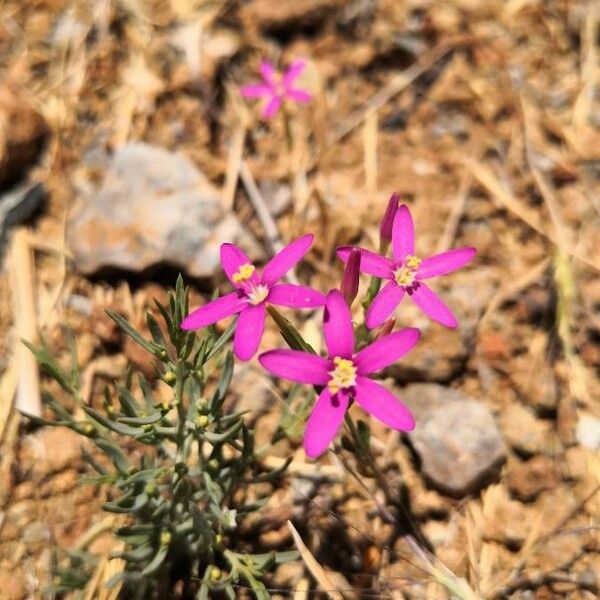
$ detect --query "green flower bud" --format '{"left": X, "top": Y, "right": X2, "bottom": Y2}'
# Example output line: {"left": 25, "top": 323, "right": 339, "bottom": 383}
{"left": 207, "top": 459, "right": 219, "bottom": 471}
{"left": 195, "top": 415, "right": 209, "bottom": 429}
{"left": 160, "top": 531, "right": 171, "bottom": 546}
{"left": 162, "top": 371, "right": 176, "bottom": 385}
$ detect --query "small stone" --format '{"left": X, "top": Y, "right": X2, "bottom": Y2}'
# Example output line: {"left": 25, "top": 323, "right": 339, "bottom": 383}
{"left": 388, "top": 326, "right": 468, "bottom": 383}
{"left": 20, "top": 427, "right": 87, "bottom": 478}
{"left": 565, "top": 446, "right": 589, "bottom": 479}
{"left": 507, "top": 455, "right": 560, "bottom": 501}
{"left": 510, "top": 354, "right": 558, "bottom": 412}
{"left": 0, "top": 565, "right": 27, "bottom": 600}
{"left": 401, "top": 384, "right": 506, "bottom": 496}
{"left": 499, "top": 404, "right": 552, "bottom": 455}
{"left": 575, "top": 414, "right": 600, "bottom": 450}
{"left": 67, "top": 143, "right": 261, "bottom": 277}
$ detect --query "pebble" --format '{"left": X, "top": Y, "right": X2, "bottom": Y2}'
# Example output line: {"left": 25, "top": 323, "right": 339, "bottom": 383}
{"left": 507, "top": 455, "right": 560, "bottom": 501}
{"left": 575, "top": 414, "right": 600, "bottom": 450}
{"left": 67, "top": 143, "right": 261, "bottom": 277}
{"left": 400, "top": 383, "right": 506, "bottom": 497}
{"left": 499, "top": 404, "right": 552, "bottom": 455}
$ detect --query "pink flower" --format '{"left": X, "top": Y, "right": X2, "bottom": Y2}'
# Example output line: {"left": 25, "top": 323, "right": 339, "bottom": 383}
{"left": 241, "top": 59, "right": 312, "bottom": 119}
{"left": 338, "top": 204, "right": 476, "bottom": 329}
{"left": 259, "top": 290, "right": 419, "bottom": 458}
{"left": 181, "top": 235, "right": 324, "bottom": 361}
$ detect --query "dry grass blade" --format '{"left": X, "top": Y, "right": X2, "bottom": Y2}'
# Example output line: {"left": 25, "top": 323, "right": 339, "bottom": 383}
{"left": 8, "top": 227, "right": 41, "bottom": 417}
{"left": 287, "top": 520, "right": 345, "bottom": 600}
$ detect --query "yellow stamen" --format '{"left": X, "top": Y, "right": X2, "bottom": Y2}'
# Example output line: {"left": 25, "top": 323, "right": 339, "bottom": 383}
{"left": 327, "top": 357, "right": 357, "bottom": 394}
{"left": 247, "top": 284, "right": 269, "bottom": 305}
{"left": 405, "top": 255, "right": 421, "bottom": 269}
{"left": 394, "top": 267, "right": 416, "bottom": 287}
{"left": 232, "top": 263, "right": 255, "bottom": 283}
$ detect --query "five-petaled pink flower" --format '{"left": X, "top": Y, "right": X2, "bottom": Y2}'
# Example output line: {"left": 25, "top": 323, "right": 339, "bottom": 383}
{"left": 338, "top": 205, "right": 476, "bottom": 330}
{"left": 181, "top": 235, "right": 324, "bottom": 361}
{"left": 241, "top": 60, "right": 312, "bottom": 119}
{"left": 259, "top": 290, "right": 419, "bottom": 458}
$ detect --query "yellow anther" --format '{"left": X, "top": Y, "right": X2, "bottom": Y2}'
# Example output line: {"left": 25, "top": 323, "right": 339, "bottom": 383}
{"left": 405, "top": 255, "right": 421, "bottom": 269}
{"left": 327, "top": 357, "right": 357, "bottom": 394}
{"left": 232, "top": 263, "right": 255, "bottom": 283}
{"left": 394, "top": 267, "right": 416, "bottom": 287}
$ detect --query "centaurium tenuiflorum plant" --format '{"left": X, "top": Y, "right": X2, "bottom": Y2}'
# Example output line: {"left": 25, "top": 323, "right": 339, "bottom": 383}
{"left": 241, "top": 59, "right": 312, "bottom": 119}
{"left": 181, "top": 235, "right": 325, "bottom": 361}
{"left": 338, "top": 203, "right": 476, "bottom": 329}
{"left": 259, "top": 290, "right": 419, "bottom": 457}
{"left": 25, "top": 277, "right": 296, "bottom": 599}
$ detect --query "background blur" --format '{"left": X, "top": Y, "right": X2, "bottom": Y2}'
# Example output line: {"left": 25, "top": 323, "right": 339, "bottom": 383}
{"left": 1, "top": 1, "right": 599, "bottom": 598}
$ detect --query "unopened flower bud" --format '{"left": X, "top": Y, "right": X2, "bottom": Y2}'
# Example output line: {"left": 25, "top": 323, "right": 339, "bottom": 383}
{"left": 162, "top": 371, "right": 176, "bottom": 385}
{"left": 340, "top": 248, "right": 361, "bottom": 306}
{"left": 210, "top": 566, "right": 221, "bottom": 581}
{"left": 207, "top": 459, "right": 219, "bottom": 471}
{"left": 160, "top": 531, "right": 171, "bottom": 546}
{"left": 196, "top": 415, "right": 209, "bottom": 429}
{"left": 379, "top": 192, "right": 399, "bottom": 252}
{"left": 375, "top": 317, "right": 395, "bottom": 340}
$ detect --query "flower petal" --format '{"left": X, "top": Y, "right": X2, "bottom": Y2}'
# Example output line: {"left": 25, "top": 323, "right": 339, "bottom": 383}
{"left": 258, "top": 349, "right": 330, "bottom": 385}
{"left": 409, "top": 283, "right": 457, "bottom": 328}
{"left": 241, "top": 83, "right": 272, "bottom": 98}
{"left": 233, "top": 303, "right": 266, "bottom": 361}
{"left": 354, "top": 328, "right": 420, "bottom": 375}
{"left": 392, "top": 204, "right": 415, "bottom": 263}
{"left": 354, "top": 377, "right": 415, "bottom": 431}
{"left": 283, "top": 59, "right": 306, "bottom": 86}
{"left": 180, "top": 292, "right": 245, "bottom": 330}
{"left": 417, "top": 247, "right": 477, "bottom": 279}
{"left": 262, "top": 234, "right": 314, "bottom": 286}
{"left": 268, "top": 283, "right": 325, "bottom": 308}
{"left": 323, "top": 290, "right": 354, "bottom": 359}
{"left": 304, "top": 388, "right": 349, "bottom": 458}
{"left": 336, "top": 246, "right": 394, "bottom": 279}
{"left": 259, "top": 60, "right": 276, "bottom": 83}
{"left": 220, "top": 244, "right": 254, "bottom": 286}
{"left": 262, "top": 95, "right": 282, "bottom": 118}
{"left": 285, "top": 88, "right": 312, "bottom": 103}
{"left": 365, "top": 281, "right": 405, "bottom": 329}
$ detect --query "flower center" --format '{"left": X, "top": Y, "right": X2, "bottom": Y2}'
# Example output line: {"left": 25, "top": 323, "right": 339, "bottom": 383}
{"left": 327, "top": 357, "right": 357, "bottom": 394}
{"left": 232, "top": 263, "right": 255, "bottom": 284}
{"left": 393, "top": 255, "right": 421, "bottom": 287}
{"left": 247, "top": 284, "right": 269, "bottom": 305}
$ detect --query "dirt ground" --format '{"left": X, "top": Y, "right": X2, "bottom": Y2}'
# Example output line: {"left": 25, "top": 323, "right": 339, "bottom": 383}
{"left": 1, "top": 0, "right": 599, "bottom": 598}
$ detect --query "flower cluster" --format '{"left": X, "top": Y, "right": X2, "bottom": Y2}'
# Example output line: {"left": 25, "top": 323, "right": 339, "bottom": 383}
{"left": 182, "top": 196, "right": 476, "bottom": 457}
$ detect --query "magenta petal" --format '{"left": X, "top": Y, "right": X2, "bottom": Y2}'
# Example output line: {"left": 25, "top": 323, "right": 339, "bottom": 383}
{"left": 220, "top": 243, "right": 254, "bottom": 285}
{"left": 354, "top": 328, "right": 420, "bottom": 375}
{"left": 258, "top": 349, "right": 330, "bottom": 385}
{"left": 304, "top": 388, "right": 349, "bottom": 458}
{"left": 180, "top": 292, "right": 245, "bottom": 330}
{"left": 323, "top": 290, "right": 354, "bottom": 359}
{"left": 336, "top": 246, "right": 394, "bottom": 279}
{"left": 233, "top": 303, "right": 266, "bottom": 361}
{"left": 417, "top": 247, "right": 476, "bottom": 279}
{"left": 285, "top": 88, "right": 312, "bottom": 103}
{"left": 262, "top": 95, "right": 282, "bottom": 118}
{"left": 410, "top": 283, "right": 457, "bottom": 328}
{"left": 241, "top": 83, "right": 272, "bottom": 98}
{"left": 259, "top": 61, "right": 276, "bottom": 83}
{"left": 268, "top": 283, "right": 325, "bottom": 308}
{"left": 392, "top": 204, "right": 415, "bottom": 263}
{"left": 283, "top": 59, "right": 306, "bottom": 86}
{"left": 262, "top": 234, "right": 314, "bottom": 286}
{"left": 354, "top": 377, "right": 415, "bottom": 431}
{"left": 365, "top": 281, "right": 405, "bottom": 329}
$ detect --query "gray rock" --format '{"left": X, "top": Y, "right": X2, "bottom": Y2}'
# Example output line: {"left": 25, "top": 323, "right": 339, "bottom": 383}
{"left": 401, "top": 383, "right": 506, "bottom": 497}
{"left": 67, "top": 143, "right": 261, "bottom": 277}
